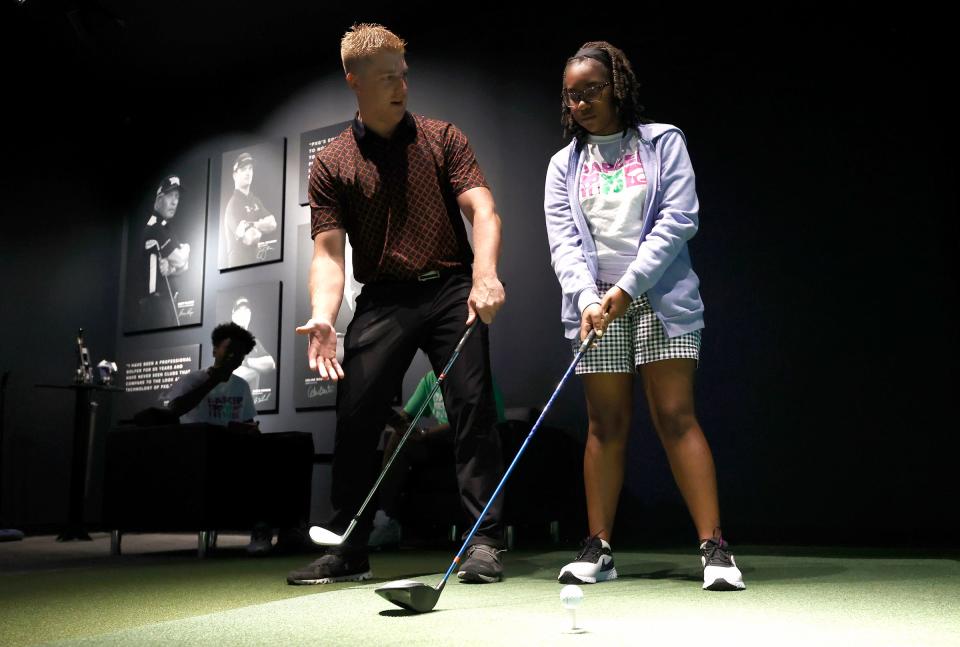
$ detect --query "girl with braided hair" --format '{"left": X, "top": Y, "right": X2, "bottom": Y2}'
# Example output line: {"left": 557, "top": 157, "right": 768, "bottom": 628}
{"left": 544, "top": 41, "right": 745, "bottom": 591}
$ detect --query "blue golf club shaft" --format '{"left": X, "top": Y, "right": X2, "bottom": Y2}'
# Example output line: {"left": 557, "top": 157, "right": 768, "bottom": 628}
{"left": 437, "top": 329, "right": 598, "bottom": 589}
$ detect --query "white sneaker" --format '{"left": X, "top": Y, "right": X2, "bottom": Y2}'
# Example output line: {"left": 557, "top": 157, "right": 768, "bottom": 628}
{"left": 700, "top": 537, "right": 746, "bottom": 591}
{"left": 558, "top": 535, "right": 618, "bottom": 584}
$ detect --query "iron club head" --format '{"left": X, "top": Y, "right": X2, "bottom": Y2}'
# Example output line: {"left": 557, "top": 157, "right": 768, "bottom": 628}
{"left": 308, "top": 525, "right": 346, "bottom": 546}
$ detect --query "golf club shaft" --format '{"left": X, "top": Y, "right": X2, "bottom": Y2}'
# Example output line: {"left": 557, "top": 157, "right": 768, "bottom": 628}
{"left": 437, "top": 329, "right": 598, "bottom": 588}
{"left": 337, "top": 321, "right": 479, "bottom": 545}
{"left": 147, "top": 240, "right": 181, "bottom": 327}
{"left": 162, "top": 272, "right": 181, "bottom": 327}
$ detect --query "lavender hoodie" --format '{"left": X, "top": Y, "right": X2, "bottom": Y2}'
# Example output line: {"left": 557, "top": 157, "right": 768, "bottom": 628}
{"left": 544, "top": 123, "right": 705, "bottom": 340}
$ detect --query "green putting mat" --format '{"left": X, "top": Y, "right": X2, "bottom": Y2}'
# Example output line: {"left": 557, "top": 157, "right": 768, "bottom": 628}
{"left": 3, "top": 549, "right": 958, "bottom": 646}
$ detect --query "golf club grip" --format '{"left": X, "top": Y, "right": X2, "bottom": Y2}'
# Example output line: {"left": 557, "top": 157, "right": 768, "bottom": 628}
{"left": 439, "top": 330, "right": 595, "bottom": 586}
{"left": 577, "top": 329, "right": 598, "bottom": 354}
{"left": 450, "top": 320, "right": 478, "bottom": 357}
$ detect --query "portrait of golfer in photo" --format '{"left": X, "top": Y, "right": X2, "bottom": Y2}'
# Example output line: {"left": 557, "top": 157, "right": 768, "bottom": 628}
{"left": 123, "top": 159, "right": 208, "bottom": 333}
{"left": 215, "top": 282, "right": 281, "bottom": 412}
{"left": 218, "top": 140, "right": 285, "bottom": 270}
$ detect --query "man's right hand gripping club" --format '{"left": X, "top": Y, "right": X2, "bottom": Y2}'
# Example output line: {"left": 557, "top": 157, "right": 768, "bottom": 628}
{"left": 296, "top": 318, "right": 345, "bottom": 382}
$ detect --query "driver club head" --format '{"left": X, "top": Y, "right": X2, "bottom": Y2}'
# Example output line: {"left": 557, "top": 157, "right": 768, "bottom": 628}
{"left": 375, "top": 579, "right": 441, "bottom": 613}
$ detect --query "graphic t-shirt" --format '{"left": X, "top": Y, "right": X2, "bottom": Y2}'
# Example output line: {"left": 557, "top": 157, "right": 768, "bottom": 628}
{"left": 163, "top": 370, "right": 256, "bottom": 425}
{"left": 578, "top": 130, "right": 648, "bottom": 283}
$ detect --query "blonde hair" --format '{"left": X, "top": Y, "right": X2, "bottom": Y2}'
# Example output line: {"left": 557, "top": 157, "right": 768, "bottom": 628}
{"left": 340, "top": 23, "right": 406, "bottom": 74}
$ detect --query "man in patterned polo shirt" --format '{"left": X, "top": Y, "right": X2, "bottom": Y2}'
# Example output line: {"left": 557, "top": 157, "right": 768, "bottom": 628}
{"left": 288, "top": 23, "right": 507, "bottom": 585}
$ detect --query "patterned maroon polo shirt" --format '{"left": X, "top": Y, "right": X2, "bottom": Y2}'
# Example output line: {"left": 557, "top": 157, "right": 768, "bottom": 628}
{"left": 309, "top": 112, "right": 488, "bottom": 283}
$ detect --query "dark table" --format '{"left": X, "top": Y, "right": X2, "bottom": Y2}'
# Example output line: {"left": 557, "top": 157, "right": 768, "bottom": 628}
{"left": 35, "top": 383, "right": 125, "bottom": 541}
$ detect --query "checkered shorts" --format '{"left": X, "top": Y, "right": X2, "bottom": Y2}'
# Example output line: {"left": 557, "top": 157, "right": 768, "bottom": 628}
{"left": 573, "top": 281, "right": 702, "bottom": 374}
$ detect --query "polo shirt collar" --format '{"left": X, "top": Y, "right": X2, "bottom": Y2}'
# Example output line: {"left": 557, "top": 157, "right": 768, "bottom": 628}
{"left": 352, "top": 111, "right": 416, "bottom": 144}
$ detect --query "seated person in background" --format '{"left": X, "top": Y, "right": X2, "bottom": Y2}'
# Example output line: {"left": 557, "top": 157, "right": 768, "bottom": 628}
{"left": 369, "top": 370, "right": 507, "bottom": 549}
{"left": 158, "top": 323, "right": 273, "bottom": 555}
{"left": 163, "top": 322, "right": 257, "bottom": 426}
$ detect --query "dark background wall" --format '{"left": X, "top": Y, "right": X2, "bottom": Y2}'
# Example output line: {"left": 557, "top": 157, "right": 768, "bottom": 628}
{"left": 1, "top": 1, "right": 954, "bottom": 544}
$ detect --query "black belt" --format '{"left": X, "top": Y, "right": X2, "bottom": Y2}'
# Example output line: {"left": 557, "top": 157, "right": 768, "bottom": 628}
{"left": 370, "top": 267, "right": 470, "bottom": 286}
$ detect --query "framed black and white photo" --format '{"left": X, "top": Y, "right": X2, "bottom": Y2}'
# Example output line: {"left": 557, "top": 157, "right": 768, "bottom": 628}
{"left": 293, "top": 223, "right": 363, "bottom": 409}
{"left": 122, "top": 160, "right": 208, "bottom": 333}
{"left": 216, "top": 281, "right": 281, "bottom": 413}
{"left": 298, "top": 121, "right": 351, "bottom": 206}
{"left": 117, "top": 344, "right": 201, "bottom": 421}
{"left": 218, "top": 139, "right": 285, "bottom": 270}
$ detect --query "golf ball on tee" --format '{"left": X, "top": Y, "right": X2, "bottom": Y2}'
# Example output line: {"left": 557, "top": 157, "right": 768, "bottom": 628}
{"left": 560, "top": 584, "right": 583, "bottom": 609}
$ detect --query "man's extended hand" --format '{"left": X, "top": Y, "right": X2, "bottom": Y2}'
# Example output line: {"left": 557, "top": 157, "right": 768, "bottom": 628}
{"left": 295, "top": 318, "right": 344, "bottom": 381}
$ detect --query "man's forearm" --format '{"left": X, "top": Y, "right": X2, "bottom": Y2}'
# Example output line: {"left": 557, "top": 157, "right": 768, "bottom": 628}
{"left": 309, "top": 253, "right": 345, "bottom": 323}
{"left": 470, "top": 206, "right": 501, "bottom": 278}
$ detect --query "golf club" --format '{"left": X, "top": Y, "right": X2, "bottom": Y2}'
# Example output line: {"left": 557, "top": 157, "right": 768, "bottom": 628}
{"left": 309, "top": 320, "right": 479, "bottom": 547}
{"left": 147, "top": 240, "right": 181, "bottom": 327}
{"left": 375, "top": 329, "right": 598, "bottom": 613}
{"left": 162, "top": 272, "right": 180, "bottom": 327}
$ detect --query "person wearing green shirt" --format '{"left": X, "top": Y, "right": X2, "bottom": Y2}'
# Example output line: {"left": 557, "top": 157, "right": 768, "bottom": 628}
{"left": 369, "top": 370, "right": 505, "bottom": 548}
{"left": 404, "top": 370, "right": 505, "bottom": 427}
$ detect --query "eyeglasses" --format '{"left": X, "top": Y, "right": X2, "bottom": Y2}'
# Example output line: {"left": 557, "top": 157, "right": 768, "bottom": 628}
{"left": 561, "top": 82, "right": 611, "bottom": 108}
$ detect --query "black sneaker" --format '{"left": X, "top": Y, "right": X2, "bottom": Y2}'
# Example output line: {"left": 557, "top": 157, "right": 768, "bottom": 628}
{"left": 286, "top": 547, "right": 372, "bottom": 585}
{"left": 246, "top": 523, "right": 274, "bottom": 556}
{"left": 456, "top": 544, "right": 504, "bottom": 583}
{"left": 700, "top": 537, "right": 745, "bottom": 591}
{"left": 558, "top": 534, "right": 617, "bottom": 584}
